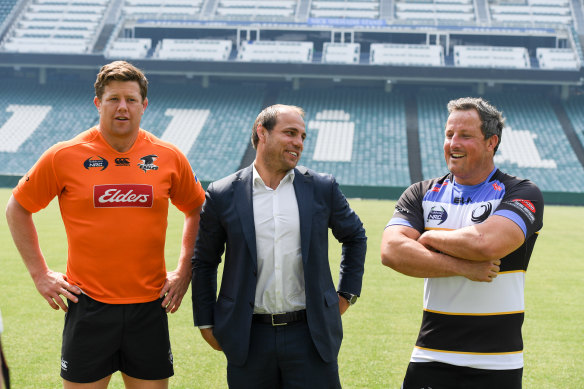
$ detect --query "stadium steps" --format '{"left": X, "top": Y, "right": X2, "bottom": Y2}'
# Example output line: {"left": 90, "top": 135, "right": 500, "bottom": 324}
{"left": 570, "top": 0, "right": 584, "bottom": 35}
{"left": 93, "top": 23, "right": 116, "bottom": 53}
{"left": 550, "top": 100, "right": 584, "bottom": 169}
{"left": 379, "top": 0, "right": 394, "bottom": 21}
{"left": 295, "top": 0, "right": 311, "bottom": 22}
{"left": 475, "top": 0, "right": 489, "bottom": 24}
{"left": 405, "top": 95, "right": 423, "bottom": 183}
{"left": 201, "top": 0, "right": 218, "bottom": 19}
{"left": 238, "top": 84, "right": 280, "bottom": 169}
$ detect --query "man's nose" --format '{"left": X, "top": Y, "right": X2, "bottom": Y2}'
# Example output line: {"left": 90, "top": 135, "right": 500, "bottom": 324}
{"left": 294, "top": 134, "right": 304, "bottom": 149}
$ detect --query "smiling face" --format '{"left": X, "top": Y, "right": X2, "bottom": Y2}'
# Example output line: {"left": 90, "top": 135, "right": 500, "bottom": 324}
{"left": 94, "top": 80, "right": 147, "bottom": 149}
{"left": 256, "top": 107, "right": 306, "bottom": 181}
{"left": 444, "top": 109, "right": 498, "bottom": 186}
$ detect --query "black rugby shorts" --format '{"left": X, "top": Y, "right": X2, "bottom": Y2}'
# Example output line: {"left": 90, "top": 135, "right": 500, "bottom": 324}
{"left": 402, "top": 361, "right": 522, "bottom": 389}
{"left": 60, "top": 293, "right": 173, "bottom": 383}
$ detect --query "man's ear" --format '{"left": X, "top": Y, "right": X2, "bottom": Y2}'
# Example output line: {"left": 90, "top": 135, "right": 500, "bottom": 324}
{"left": 94, "top": 96, "right": 100, "bottom": 111}
{"left": 488, "top": 134, "right": 499, "bottom": 152}
{"left": 257, "top": 125, "right": 266, "bottom": 142}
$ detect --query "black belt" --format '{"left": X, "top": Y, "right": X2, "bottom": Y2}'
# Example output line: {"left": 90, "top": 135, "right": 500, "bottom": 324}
{"left": 253, "top": 309, "right": 307, "bottom": 326}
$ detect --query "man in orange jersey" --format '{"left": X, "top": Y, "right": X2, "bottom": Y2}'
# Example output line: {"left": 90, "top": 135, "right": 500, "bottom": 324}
{"left": 6, "top": 61, "right": 205, "bottom": 389}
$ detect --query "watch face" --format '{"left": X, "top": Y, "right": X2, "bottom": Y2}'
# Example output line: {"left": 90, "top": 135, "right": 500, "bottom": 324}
{"left": 339, "top": 292, "right": 357, "bottom": 305}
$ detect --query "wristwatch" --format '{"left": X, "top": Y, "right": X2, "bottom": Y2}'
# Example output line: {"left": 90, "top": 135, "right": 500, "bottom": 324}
{"left": 337, "top": 291, "right": 358, "bottom": 305}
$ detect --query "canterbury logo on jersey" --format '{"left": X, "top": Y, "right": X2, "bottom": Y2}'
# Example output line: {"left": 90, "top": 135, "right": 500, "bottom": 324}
{"left": 94, "top": 184, "right": 153, "bottom": 208}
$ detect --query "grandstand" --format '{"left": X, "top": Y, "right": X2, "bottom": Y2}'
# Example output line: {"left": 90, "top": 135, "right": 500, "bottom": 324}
{"left": 0, "top": 0, "right": 583, "bottom": 204}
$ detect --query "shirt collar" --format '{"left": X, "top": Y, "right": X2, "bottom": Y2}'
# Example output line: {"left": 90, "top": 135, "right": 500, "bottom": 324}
{"left": 252, "top": 162, "right": 295, "bottom": 189}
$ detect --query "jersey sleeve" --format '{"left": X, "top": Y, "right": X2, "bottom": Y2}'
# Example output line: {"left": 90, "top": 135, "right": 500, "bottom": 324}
{"left": 169, "top": 150, "right": 205, "bottom": 213}
{"left": 493, "top": 179, "right": 544, "bottom": 238}
{"left": 12, "top": 144, "right": 62, "bottom": 213}
{"left": 386, "top": 181, "right": 427, "bottom": 233}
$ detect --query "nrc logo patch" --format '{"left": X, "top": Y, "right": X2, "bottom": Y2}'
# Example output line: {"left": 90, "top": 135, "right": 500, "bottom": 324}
{"left": 94, "top": 184, "right": 153, "bottom": 208}
{"left": 427, "top": 206, "right": 448, "bottom": 225}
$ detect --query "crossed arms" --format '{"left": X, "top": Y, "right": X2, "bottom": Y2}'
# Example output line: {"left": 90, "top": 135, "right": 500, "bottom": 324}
{"left": 380, "top": 215, "right": 525, "bottom": 282}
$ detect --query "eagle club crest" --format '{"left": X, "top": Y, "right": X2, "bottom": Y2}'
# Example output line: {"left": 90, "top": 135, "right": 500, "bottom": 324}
{"left": 138, "top": 154, "right": 159, "bottom": 173}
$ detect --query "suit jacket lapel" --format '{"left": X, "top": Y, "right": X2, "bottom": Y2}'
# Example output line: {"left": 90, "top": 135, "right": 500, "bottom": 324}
{"left": 234, "top": 166, "right": 258, "bottom": 270}
{"left": 293, "top": 167, "right": 313, "bottom": 265}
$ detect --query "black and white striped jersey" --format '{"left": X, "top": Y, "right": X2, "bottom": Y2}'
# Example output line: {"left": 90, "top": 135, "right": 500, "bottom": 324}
{"left": 387, "top": 168, "right": 544, "bottom": 370}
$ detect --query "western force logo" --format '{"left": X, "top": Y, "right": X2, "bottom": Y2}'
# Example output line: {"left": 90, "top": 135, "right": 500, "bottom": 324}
{"left": 138, "top": 154, "right": 159, "bottom": 173}
{"left": 84, "top": 156, "right": 108, "bottom": 171}
{"left": 94, "top": 184, "right": 153, "bottom": 208}
{"left": 427, "top": 206, "right": 448, "bottom": 225}
{"left": 115, "top": 157, "right": 130, "bottom": 167}
{"left": 471, "top": 202, "right": 493, "bottom": 223}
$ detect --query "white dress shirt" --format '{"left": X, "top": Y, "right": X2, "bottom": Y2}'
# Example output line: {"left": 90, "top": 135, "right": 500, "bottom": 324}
{"left": 252, "top": 164, "right": 305, "bottom": 314}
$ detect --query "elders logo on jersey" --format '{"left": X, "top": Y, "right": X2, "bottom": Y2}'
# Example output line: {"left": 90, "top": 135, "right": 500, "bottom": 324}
{"left": 94, "top": 184, "right": 153, "bottom": 208}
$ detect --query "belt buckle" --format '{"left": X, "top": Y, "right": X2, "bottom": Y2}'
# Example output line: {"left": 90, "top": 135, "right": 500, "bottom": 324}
{"left": 271, "top": 313, "right": 287, "bottom": 326}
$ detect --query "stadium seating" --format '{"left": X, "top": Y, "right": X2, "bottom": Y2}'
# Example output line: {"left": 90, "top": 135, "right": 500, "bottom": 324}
{"left": 489, "top": 0, "right": 572, "bottom": 26}
{"left": 2, "top": 76, "right": 584, "bottom": 193}
{"left": 322, "top": 43, "right": 361, "bottom": 64}
{"left": 536, "top": 48, "right": 580, "bottom": 70}
{"left": 154, "top": 39, "right": 232, "bottom": 61}
{"left": 0, "top": 79, "right": 265, "bottom": 181}
{"left": 215, "top": 0, "right": 297, "bottom": 21}
{"left": 453, "top": 46, "right": 530, "bottom": 68}
{"left": 417, "top": 90, "right": 584, "bottom": 192}
{"left": 1, "top": 0, "right": 108, "bottom": 54}
{"left": 237, "top": 40, "right": 313, "bottom": 63}
{"left": 123, "top": 0, "right": 203, "bottom": 18}
{"left": 274, "top": 87, "right": 411, "bottom": 187}
{"left": 370, "top": 44, "right": 444, "bottom": 66}
{"left": 310, "top": 0, "right": 380, "bottom": 19}
{"left": 0, "top": 80, "right": 97, "bottom": 174}
{"left": 0, "top": 1, "right": 23, "bottom": 29}
{"left": 561, "top": 95, "right": 584, "bottom": 151}
{"left": 394, "top": 0, "right": 475, "bottom": 24}
{"left": 105, "top": 38, "right": 152, "bottom": 59}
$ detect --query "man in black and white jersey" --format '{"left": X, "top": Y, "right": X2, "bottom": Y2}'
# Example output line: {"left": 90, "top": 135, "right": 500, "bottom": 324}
{"left": 381, "top": 97, "right": 544, "bottom": 389}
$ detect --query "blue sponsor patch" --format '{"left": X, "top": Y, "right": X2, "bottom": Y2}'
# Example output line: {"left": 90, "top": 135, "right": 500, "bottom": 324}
{"left": 427, "top": 206, "right": 448, "bottom": 225}
{"left": 83, "top": 156, "right": 108, "bottom": 171}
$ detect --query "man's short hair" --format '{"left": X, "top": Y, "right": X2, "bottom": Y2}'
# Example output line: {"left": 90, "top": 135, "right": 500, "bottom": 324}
{"left": 251, "top": 104, "right": 305, "bottom": 149}
{"left": 447, "top": 97, "right": 505, "bottom": 153}
{"left": 94, "top": 61, "right": 148, "bottom": 101}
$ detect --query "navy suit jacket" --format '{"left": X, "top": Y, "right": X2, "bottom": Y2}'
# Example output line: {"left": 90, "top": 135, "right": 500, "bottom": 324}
{"left": 192, "top": 165, "right": 367, "bottom": 366}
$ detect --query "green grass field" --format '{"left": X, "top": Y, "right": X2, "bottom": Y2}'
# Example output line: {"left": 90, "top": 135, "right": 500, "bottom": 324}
{"left": 0, "top": 188, "right": 582, "bottom": 388}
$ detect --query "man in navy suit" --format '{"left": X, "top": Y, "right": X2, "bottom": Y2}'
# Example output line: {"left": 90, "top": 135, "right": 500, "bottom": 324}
{"left": 192, "top": 104, "right": 367, "bottom": 388}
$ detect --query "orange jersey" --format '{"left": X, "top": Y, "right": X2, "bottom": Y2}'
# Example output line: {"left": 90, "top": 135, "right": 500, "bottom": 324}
{"left": 13, "top": 127, "right": 205, "bottom": 304}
